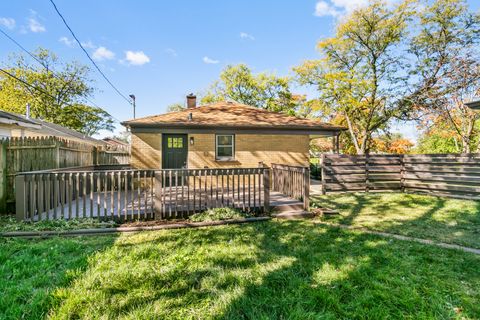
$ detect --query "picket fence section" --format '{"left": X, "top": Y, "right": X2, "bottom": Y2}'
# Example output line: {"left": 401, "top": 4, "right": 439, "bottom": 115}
{"left": 319, "top": 153, "right": 480, "bottom": 199}
{"left": 15, "top": 167, "right": 270, "bottom": 221}
{"left": 0, "top": 136, "right": 130, "bottom": 212}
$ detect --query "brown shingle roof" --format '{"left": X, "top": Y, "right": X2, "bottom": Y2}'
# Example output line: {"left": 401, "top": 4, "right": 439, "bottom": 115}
{"left": 122, "top": 102, "right": 344, "bottom": 131}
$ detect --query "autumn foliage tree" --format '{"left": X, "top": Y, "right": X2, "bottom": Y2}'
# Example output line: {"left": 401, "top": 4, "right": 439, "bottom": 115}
{"left": 295, "top": 0, "right": 415, "bottom": 154}
{"left": 201, "top": 64, "right": 301, "bottom": 115}
{"left": 0, "top": 48, "right": 114, "bottom": 135}
{"left": 405, "top": 0, "right": 480, "bottom": 153}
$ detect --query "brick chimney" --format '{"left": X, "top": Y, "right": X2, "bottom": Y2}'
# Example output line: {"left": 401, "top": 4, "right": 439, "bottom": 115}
{"left": 186, "top": 93, "right": 196, "bottom": 109}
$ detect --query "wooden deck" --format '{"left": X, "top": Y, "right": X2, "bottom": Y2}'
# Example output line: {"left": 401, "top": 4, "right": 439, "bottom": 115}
{"left": 31, "top": 189, "right": 301, "bottom": 221}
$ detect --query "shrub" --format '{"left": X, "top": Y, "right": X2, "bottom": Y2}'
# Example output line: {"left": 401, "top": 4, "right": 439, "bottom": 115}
{"left": 189, "top": 207, "right": 250, "bottom": 222}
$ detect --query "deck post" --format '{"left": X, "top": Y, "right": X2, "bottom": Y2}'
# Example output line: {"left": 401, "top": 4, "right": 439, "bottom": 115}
{"left": 263, "top": 168, "right": 270, "bottom": 213}
{"left": 153, "top": 171, "right": 163, "bottom": 219}
{"left": 303, "top": 166, "right": 310, "bottom": 210}
{"left": 15, "top": 174, "right": 27, "bottom": 221}
{"left": 320, "top": 154, "right": 326, "bottom": 195}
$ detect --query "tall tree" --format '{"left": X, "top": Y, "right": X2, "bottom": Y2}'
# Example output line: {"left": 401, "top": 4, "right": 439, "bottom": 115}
{"left": 201, "top": 64, "right": 299, "bottom": 114}
{"left": 406, "top": 0, "right": 480, "bottom": 153}
{"left": 0, "top": 48, "right": 114, "bottom": 135}
{"left": 295, "top": 0, "right": 415, "bottom": 154}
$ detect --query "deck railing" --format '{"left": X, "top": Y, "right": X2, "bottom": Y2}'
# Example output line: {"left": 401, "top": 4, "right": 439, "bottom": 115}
{"left": 271, "top": 163, "right": 309, "bottom": 209}
{"left": 15, "top": 167, "right": 270, "bottom": 221}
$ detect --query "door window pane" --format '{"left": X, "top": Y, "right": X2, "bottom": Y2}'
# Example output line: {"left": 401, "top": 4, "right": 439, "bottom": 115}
{"left": 167, "top": 137, "right": 184, "bottom": 148}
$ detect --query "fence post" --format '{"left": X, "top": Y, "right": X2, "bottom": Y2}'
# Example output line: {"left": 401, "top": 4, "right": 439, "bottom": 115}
{"left": 263, "top": 168, "right": 270, "bottom": 212}
{"left": 320, "top": 154, "right": 326, "bottom": 195}
{"left": 400, "top": 154, "right": 405, "bottom": 193}
{"left": 153, "top": 171, "right": 163, "bottom": 219}
{"left": 365, "top": 153, "right": 370, "bottom": 193}
{"left": 0, "top": 140, "right": 7, "bottom": 213}
{"left": 55, "top": 138, "right": 60, "bottom": 168}
{"left": 303, "top": 166, "right": 310, "bottom": 210}
{"left": 93, "top": 147, "right": 98, "bottom": 166}
{"left": 15, "top": 174, "right": 26, "bottom": 221}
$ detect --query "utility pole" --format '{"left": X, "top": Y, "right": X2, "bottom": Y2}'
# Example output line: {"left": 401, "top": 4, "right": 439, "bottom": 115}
{"left": 129, "top": 94, "right": 136, "bottom": 119}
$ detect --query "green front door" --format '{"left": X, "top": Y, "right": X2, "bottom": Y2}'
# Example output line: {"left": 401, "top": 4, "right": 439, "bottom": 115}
{"left": 162, "top": 134, "right": 188, "bottom": 169}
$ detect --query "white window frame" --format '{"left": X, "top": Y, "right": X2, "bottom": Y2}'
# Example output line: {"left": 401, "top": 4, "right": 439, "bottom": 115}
{"left": 215, "top": 134, "right": 235, "bottom": 160}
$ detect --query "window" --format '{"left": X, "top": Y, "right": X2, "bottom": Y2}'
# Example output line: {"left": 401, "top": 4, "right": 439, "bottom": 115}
{"left": 216, "top": 134, "right": 234, "bottom": 160}
{"left": 167, "top": 137, "right": 184, "bottom": 148}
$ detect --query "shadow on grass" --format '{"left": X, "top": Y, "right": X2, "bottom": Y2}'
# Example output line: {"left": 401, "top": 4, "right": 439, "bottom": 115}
{"left": 0, "top": 234, "right": 117, "bottom": 319}
{"left": 47, "top": 221, "right": 480, "bottom": 319}
{"left": 312, "top": 192, "right": 480, "bottom": 249}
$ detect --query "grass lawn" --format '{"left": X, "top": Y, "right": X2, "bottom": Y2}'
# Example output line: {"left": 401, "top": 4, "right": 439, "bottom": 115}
{"left": 312, "top": 192, "right": 480, "bottom": 249}
{"left": 1, "top": 220, "right": 479, "bottom": 319}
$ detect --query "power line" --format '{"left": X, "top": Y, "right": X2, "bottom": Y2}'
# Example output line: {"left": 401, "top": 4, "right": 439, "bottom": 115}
{"left": 48, "top": 0, "right": 132, "bottom": 105}
{"left": 0, "top": 27, "right": 122, "bottom": 123}
{"left": 0, "top": 67, "right": 122, "bottom": 124}
{"left": 0, "top": 67, "right": 56, "bottom": 99}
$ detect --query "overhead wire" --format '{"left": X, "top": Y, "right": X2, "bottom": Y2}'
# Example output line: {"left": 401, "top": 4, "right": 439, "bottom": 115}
{"left": 0, "top": 27, "right": 123, "bottom": 123}
{"left": 48, "top": 0, "right": 132, "bottom": 106}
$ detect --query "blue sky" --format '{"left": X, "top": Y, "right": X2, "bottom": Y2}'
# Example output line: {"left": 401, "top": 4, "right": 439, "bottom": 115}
{"left": 0, "top": 0, "right": 479, "bottom": 140}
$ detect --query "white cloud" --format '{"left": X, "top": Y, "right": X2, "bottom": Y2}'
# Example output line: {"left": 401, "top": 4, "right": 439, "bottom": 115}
{"left": 59, "top": 36, "right": 75, "bottom": 47}
{"left": 124, "top": 50, "right": 150, "bottom": 66}
{"left": 314, "top": 1, "right": 341, "bottom": 17}
{"left": 0, "top": 17, "right": 15, "bottom": 29}
{"left": 92, "top": 46, "right": 115, "bottom": 61}
{"left": 81, "top": 40, "right": 96, "bottom": 49}
{"left": 28, "top": 18, "right": 45, "bottom": 32}
{"left": 314, "top": 0, "right": 369, "bottom": 17}
{"left": 203, "top": 56, "right": 219, "bottom": 64}
{"left": 165, "top": 48, "right": 178, "bottom": 57}
{"left": 240, "top": 32, "right": 255, "bottom": 40}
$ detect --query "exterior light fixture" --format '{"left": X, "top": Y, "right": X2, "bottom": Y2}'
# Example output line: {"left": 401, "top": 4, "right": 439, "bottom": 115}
{"left": 190, "top": 137, "right": 194, "bottom": 145}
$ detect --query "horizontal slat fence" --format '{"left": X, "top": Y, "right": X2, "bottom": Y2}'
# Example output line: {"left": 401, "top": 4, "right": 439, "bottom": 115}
{"left": 320, "top": 154, "right": 402, "bottom": 193}
{"left": 16, "top": 167, "right": 270, "bottom": 221}
{"left": 319, "top": 153, "right": 480, "bottom": 199}
{"left": 1, "top": 136, "right": 130, "bottom": 213}
{"left": 402, "top": 154, "right": 480, "bottom": 199}
{"left": 271, "top": 163, "right": 309, "bottom": 209}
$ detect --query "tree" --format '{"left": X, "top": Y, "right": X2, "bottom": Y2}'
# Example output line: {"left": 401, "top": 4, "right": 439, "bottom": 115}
{"left": 201, "top": 64, "right": 299, "bottom": 114}
{"left": 415, "top": 128, "right": 463, "bottom": 153}
{"left": 372, "top": 133, "right": 414, "bottom": 154}
{"left": 0, "top": 48, "right": 114, "bottom": 135}
{"left": 405, "top": 0, "right": 480, "bottom": 153}
{"left": 166, "top": 103, "right": 185, "bottom": 112}
{"left": 295, "top": 0, "right": 415, "bottom": 154}
{"left": 57, "top": 104, "right": 114, "bottom": 136}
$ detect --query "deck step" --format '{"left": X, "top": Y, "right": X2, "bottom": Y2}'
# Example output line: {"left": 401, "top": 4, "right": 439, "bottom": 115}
{"left": 272, "top": 211, "right": 313, "bottom": 220}
{"left": 272, "top": 203, "right": 304, "bottom": 212}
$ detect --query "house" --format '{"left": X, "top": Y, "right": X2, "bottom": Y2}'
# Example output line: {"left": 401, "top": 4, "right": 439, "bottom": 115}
{"left": 121, "top": 95, "right": 344, "bottom": 169}
{"left": 102, "top": 137, "right": 129, "bottom": 147}
{"left": 0, "top": 110, "right": 104, "bottom": 145}
{"left": 466, "top": 100, "right": 480, "bottom": 110}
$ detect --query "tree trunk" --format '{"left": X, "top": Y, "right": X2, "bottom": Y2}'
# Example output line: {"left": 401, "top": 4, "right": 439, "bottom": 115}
{"left": 344, "top": 113, "right": 362, "bottom": 154}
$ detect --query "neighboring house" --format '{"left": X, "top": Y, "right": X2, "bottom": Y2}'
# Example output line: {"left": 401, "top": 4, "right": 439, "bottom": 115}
{"left": 122, "top": 95, "right": 344, "bottom": 169}
{"left": 103, "top": 137, "right": 129, "bottom": 147}
{"left": 466, "top": 100, "right": 480, "bottom": 110}
{"left": 0, "top": 110, "right": 103, "bottom": 145}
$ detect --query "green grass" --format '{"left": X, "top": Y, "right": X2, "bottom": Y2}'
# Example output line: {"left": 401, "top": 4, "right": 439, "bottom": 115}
{"left": 0, "top": 235, "right": 115, "bottom": 319}
{"left": 311, "top": 192, "right": 480, "bottom": 249}
{"left": 1, "top": 220, "right": 479, "bottom": 319}
{"left": 0, "top": 215, "right": 119, "bottom": 232}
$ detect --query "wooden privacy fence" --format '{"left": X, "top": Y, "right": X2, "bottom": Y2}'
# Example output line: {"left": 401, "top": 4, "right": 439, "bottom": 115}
{"left": 15, "top": 167, "right": 270, "bottom": 221}
{"left": 271, "top": 163, "right": 310, "bottom": 209}
{"left": 319, "top": 153, "right": 480, "bottom": 199}
{"left": 0, "top": 136, "right": 130, "bottom": 212}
